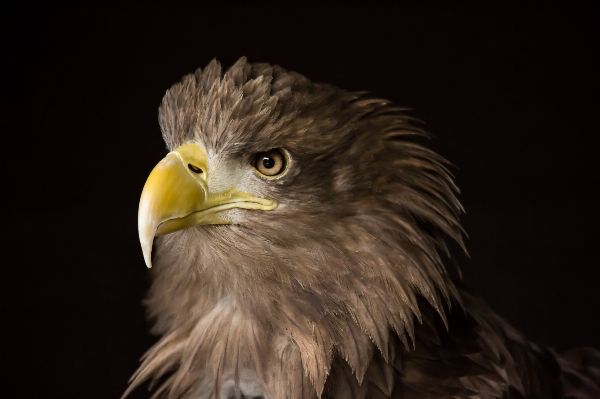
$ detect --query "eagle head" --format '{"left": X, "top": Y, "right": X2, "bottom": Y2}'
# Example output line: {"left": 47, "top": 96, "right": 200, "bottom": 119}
{"left": 130, "top": 57, "right": 465, "bottom": 398}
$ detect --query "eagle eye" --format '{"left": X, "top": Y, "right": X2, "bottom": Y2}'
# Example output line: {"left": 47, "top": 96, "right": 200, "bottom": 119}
{"left": 253, "top": 149, "right": 286, "bottom": 177}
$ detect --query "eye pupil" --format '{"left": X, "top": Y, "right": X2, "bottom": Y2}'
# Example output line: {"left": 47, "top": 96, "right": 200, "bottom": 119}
{"left": 262, "top": 157, "right": 275, "bottom": 169}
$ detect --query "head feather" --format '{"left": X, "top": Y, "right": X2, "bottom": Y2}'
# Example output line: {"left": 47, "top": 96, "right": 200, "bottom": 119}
{"left": 128, "top": 57, "right": 466, "bottom": 399}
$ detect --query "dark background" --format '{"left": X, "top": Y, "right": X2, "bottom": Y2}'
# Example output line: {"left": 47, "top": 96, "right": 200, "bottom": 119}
{"left": 2, "top": 3, "right": 599, "bottom": 398}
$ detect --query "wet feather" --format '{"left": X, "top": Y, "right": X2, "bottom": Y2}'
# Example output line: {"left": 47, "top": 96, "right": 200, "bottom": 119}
{"left": 126, "top": 57, "right": 600, "bottom": 399}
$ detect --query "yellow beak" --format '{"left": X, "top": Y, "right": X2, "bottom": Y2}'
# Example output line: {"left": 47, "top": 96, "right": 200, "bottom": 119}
{"left": 138, "top": 143, "right": 276, "bottom": 268}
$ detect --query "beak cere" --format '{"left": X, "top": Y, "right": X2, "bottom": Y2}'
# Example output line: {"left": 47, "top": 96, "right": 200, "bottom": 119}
{"left": 138, "top": 143, "right": 277, "bottom": 268}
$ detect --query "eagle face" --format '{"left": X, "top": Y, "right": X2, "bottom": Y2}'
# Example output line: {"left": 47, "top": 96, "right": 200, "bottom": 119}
{"left": 130, "top": 57, "right": 466, "bottom": 399}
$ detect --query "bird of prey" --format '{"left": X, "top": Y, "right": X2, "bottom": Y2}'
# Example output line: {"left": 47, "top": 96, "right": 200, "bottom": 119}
{"left": 126, "top": 57, "right": 599, "bottom": 399}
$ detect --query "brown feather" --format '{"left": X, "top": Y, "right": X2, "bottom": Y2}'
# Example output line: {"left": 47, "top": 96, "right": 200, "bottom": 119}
{"left": 126, "top": 57, "right": 599, "bottom": 399}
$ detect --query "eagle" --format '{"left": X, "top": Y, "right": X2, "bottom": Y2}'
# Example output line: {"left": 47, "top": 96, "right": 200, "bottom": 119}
{"left": 125, "top": 57, "right": 599, "bottom": 399}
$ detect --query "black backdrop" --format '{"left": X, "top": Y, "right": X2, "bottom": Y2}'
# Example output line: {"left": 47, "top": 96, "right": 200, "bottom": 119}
{"left": 2, "top": 3, "right": 599, "bottom": 398}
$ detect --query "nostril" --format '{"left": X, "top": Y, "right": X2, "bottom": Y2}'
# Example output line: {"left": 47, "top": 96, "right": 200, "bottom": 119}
{"left": 188, "top": 164, "right": 203, "bottom": 174}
